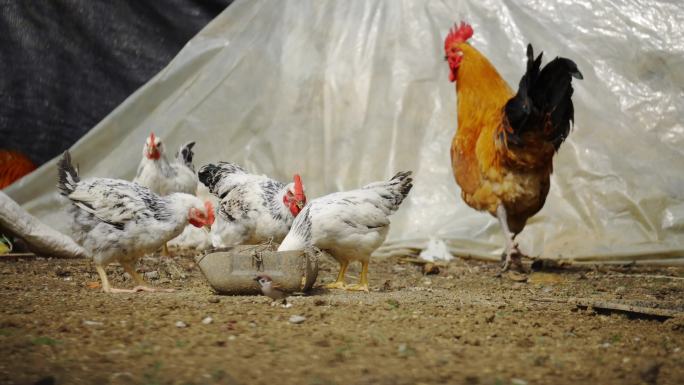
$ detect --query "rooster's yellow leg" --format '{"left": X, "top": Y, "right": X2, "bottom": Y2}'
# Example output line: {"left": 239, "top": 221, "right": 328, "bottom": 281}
{"left": 496, "top": 205, "right": 522, "bottom": 272}
{"left": 162, "top": 243, "right": 170, "bottom": 257}
{"left": 325, "top": 260, "right": 349, "bottom": 289}
{"left": 96, "top": 264, "right": 139, "bottom": 294}
{"left": 345, "top": 261, "right": 369, "bottom": 292}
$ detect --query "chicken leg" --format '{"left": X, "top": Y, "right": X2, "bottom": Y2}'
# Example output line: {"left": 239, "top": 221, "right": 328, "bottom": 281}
{"left": 122, "top": 262, "right": 174, "bottom": 293}
{"left": 325, "top": 260, "right": 349, "bottom": 289}
{"left": 95, "top": 264, "right": 144, "bottom": 294}
{"left": 345, "top": 260, "right": 369, "bottom": 292}
{"left": 496, "top": 205, "right": 523, "bottom": 272}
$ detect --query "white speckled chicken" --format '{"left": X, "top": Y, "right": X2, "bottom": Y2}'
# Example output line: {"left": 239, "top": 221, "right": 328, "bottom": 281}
{"left": 58, "top": 151, "right": 214, "bottom": 293}
{"left": 133, "top": 132, "right": 198, "bottom": 196}
{"left": 278, "top": 171, "right": 413, "bottom": 292}
{"left": 133, "top": 133, "right": 200, "bottom": 254}
{"left": 198, "top": 162, "right": 306, "bottom": 248}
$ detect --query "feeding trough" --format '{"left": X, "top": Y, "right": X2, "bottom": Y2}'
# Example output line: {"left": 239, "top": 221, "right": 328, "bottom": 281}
{"left": 195, "top": 243, "right": 321, "bottom": 295}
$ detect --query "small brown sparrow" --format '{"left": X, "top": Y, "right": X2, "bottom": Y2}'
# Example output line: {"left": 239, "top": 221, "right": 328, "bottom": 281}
{"left": 254, "top": 275, "right": 291, "bottom": 307}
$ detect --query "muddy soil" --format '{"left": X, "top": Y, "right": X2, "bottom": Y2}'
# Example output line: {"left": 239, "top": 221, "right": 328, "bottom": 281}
{"left": 1, "top": 253, "right": 683, "bottom": 385}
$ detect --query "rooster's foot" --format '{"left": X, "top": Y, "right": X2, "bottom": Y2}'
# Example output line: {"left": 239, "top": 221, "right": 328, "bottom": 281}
{"left": 344, "top": 283, "right": 370, "bottom": 292}
{"left": 324, "top": 281, "right": 346, "bottom": 290}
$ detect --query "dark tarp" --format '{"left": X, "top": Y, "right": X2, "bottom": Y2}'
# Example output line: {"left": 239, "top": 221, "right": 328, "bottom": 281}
{"left": 0, "top": 0, "right": 233, "bottom": 167}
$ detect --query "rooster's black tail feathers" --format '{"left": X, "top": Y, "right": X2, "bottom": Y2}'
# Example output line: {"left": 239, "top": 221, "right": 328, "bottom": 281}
{"left": 504, "top": 44, "right": 582, "bottom": 150}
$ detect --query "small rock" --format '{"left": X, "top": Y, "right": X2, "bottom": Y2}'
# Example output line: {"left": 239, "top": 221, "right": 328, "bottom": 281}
{"left": 640, "top": 362, "right": 662, "bottom": 385}
{"left": 83, "top": 320, "right": 104, "bottom": 326}
{"left": 228, "top": 335, "right": 236, "bottom": 341}
{"left": 144, "top": 271, "right": 159, "bottom": 280}
{"left": 289, "top": 315, "right": 306, "bottom": 324}
{"left": 175, "top": 321, "right": 188, "bottom": 328}
{"left": 202, "top": 316, "right": 213, "bottom": 325}
{"left": 208, "top": 297, "right": 220, "bottom": 304}
{"left": 511, "top": 379, "right": 527, "bottom": 385}
{"left": 109, "top": 372, "right": 135, "bottom": 385}
{"left": 423, "top": 263, "right": 440, "bottom": 275}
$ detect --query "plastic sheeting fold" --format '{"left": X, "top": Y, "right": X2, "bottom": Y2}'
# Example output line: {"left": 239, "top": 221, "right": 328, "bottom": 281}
{"left": 6, "top": 0, "right": 684, "bottom": 262}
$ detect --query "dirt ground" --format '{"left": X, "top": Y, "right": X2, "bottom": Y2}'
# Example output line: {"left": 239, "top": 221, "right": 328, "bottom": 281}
{"left": 1, "top": 252, "right": 684, "bottom": 385}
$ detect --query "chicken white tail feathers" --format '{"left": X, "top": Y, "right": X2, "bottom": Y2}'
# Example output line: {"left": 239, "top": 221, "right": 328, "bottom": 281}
{"left": 57, "top": 150, "right": 80, "bottom": 196}
{"left": 176, "top": 142, "right": 196, "bottom": 170}
{"left": 388, "top": 171, "right": 414, "bottom": 203}
{"left": 198, "top": 162, "right": 246, "bottom": 195}
{"left": 365, "top": 171, "right": 413, "bottom": 210}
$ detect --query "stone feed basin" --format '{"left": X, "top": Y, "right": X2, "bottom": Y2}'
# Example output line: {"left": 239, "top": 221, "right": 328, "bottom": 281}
{"left": 195, "top": 243, "right": 320, "bottom": 295}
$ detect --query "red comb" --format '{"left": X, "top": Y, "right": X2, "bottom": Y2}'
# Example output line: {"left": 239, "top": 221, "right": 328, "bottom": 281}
{"left": 205, "top": 201, "right": 215, "bottom": 226}
{"left": 293, "top": 174, "right": 305, "bottom": 201}
{"left": 444, "top": 21, "right": 474, "bottom": 50}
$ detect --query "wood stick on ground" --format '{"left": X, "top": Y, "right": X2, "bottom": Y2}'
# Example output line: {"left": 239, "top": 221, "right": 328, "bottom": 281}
{"left": 594, "top": 273, "right": 684, "bottom": 281}
{"left": 531, "top": 297, "right": 684, "bottom": 319}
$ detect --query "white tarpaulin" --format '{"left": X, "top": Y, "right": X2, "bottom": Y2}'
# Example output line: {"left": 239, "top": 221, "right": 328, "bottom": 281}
{"left": 6, "top": 0, "right": 684, "bottom": 262}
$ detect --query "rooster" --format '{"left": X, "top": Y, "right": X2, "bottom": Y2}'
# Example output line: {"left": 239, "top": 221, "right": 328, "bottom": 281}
{"left": 278, "top": 171, "right": 413, "bottom": 292}
{"left": 443, "top": 22, "right": 582, "bottom": 271}
{"left": 58, "top": 151, "right": 214, "bottom": 293}
{"left": 198, "top": 162, "right": 306, "bottom": 247}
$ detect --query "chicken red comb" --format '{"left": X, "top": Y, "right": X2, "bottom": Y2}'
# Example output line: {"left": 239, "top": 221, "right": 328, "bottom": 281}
{"left": 444, "top": 21, "right": 473, "bottom": 49}
{"left": 293, "top": 174, "right": 305, "bottom": 200}
{"left": 205, "top": 200, "right": 215, "bottom": 226}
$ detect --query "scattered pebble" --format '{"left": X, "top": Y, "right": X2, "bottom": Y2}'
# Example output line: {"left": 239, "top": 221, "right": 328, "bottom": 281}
{"left": 175, "top": 321, "right": 188, "bottom": 328}
{"left": 228, "top": 335, "right": 236, "bottom": 341}
{"left": 83, "top": 320, "right": 104, "bottom": 326}
{"left": 202, "top": 316, "right": 213, "bottom": 325}
{"left": 144, "top": 271, "right": 159, "bottom": 280}
{"left": 109, "top": 372, "right": 135, "bottom": 385}
{"left": 208, "top": 297, "right": 220, "bottom": 304}
{"left": 289, "top": 315, "right": 306, "bottom": 324}
{"left": 511, "top": 379, "right": 527, "bottom": 385}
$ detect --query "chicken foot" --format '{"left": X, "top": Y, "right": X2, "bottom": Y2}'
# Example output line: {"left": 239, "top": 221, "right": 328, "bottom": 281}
{"left": 122, "top": 262, "right": 174, "bottom": 293}
{"left": 325, "top": 260, "right": 349, "bottom": 289}
{"left": 496, "top": 205, "right": 523, "bottom": 273}
{"left": 96, "top": 265, "right": 146, "bottom": 294}
{"left": 345, "top": 260, "right": 370, "bottom": 292}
